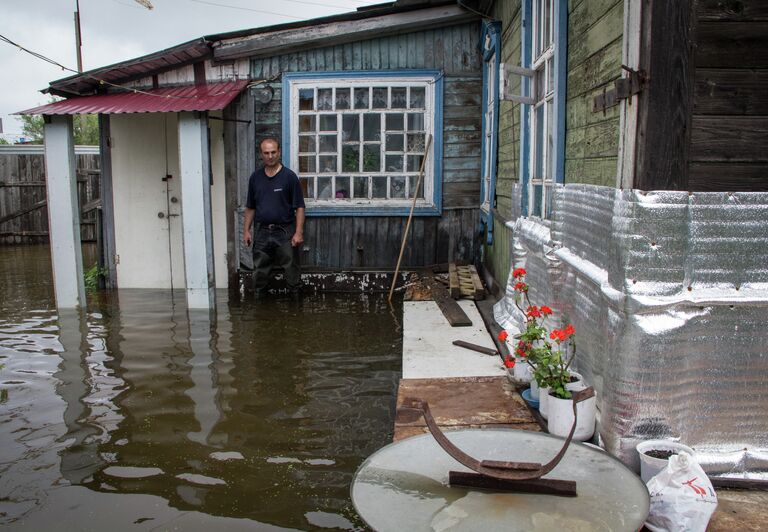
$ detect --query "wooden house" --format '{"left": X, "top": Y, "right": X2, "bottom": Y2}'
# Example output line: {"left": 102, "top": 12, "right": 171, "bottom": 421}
{"left": 474, "top": 0, "right": 768, "bottom": 470}
{"left": 23, "top": 0, "right": 489, "bottom": 309}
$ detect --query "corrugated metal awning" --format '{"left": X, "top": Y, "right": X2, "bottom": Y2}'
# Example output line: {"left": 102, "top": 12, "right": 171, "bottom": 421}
{"left": 18, "top": 80, "right": 249, "bottom": 115}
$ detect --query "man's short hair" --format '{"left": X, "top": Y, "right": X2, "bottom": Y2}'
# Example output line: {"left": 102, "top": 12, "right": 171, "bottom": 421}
{"left": 260, "top": 137, "right": 280, "bottom": 151}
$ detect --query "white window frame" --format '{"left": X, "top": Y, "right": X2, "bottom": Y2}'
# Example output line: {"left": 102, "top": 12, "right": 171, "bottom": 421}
{"left": 283, "top": 71, "right": 442, "bottom": 215}
{"left": 529, "top": 0, "right": 556, "bottom": 220}
{"left": 481, "top": 51, "right": 497, "bottom": 212}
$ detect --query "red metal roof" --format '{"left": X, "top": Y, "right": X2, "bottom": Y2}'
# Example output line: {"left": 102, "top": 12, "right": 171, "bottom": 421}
{"left": 18, "top": 80, "right": 250, "bottom": 115}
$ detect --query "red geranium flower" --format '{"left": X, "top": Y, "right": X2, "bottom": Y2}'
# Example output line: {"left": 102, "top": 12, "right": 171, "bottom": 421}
{"left": 564, "top": 324, "right": 575, "bottom": 336}
{"left": 514, "top": 282, "right": 528, "bottom": 292}
{"left": 512, "top": 268, "right": 526, "bottom": 278}
{"left": 497, "top": 330, "right": 509, "bottom": 342}
{"left": 526, "top": 306, "right": 542, "bottom": 318}
{"left": 504, "top": 355, "right": 516, "bottom": 368}
{"left": 540, "top": 305, "right": 553, "bottom": 315}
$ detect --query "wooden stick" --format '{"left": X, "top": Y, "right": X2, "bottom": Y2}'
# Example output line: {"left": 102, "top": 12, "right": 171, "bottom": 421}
{"left": 388, "top": 134, "right": 433, "bottom": 302}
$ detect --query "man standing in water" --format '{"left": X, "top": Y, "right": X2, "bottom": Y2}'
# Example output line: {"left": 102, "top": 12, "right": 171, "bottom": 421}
{"left": 243, "top": 138, "right": 305, "bottom": 295}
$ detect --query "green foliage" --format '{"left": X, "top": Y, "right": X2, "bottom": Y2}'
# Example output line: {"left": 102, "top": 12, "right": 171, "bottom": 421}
{"left": 84, "top": 263, "right": 109, "bottom": 292}
{"left": 19, "top": 113, "right": 99, "bottom": 145}
{"left": 0, "top": 138, "right": 10, "bottom": 145}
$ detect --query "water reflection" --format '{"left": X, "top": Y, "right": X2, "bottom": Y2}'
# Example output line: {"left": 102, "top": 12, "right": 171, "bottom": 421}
{"left": 0, "top": 245, "right": 401, "bottom": 530}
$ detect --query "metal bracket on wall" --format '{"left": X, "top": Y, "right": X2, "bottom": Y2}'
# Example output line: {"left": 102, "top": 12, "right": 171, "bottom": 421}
{"left": 592, "top": 65, "right": 647, "bottom": 114}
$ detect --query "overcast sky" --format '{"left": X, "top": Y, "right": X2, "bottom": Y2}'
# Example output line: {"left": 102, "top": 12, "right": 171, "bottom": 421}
{"left": 0, "top": 0, "right": 382, "bottom": 138}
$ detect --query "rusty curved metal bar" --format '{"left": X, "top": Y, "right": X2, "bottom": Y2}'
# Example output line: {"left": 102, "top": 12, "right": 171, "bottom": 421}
{"left": 399, "top": 386, "right": 595, "bottom": 481}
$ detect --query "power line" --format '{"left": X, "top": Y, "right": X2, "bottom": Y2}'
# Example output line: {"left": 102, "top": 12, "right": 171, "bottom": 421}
{"left": 185, "top": 0, "right": 302, "bottom": 18}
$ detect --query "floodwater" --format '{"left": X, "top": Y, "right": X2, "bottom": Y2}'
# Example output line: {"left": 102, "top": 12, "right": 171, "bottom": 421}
{"left": 0, "top": 245, "right": 402, "bottom": 531}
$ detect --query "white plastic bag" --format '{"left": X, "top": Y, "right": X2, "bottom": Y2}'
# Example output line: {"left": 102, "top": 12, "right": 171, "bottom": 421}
{"left": 644, "top": 451, "right": 718, "bottom": 532}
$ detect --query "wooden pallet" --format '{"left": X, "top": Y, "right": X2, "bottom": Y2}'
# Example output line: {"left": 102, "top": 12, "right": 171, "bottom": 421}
{"left": 449, "top": 264, "right": 485, "bottom": 300}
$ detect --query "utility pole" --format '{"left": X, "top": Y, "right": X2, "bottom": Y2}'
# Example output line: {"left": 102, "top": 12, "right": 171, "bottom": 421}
{"left": 74, "top": 0, "right": 83, "bottom": 72}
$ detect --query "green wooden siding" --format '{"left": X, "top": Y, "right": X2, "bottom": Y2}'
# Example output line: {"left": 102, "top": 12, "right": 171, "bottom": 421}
{"left": 565, "top": 0, "right": 624, "bottom": 187}
{"left": 490, "top": 0, "right": 523, "bottom": 220}
{"left": 484, "top": 209, "right": 514, "bottom": 291}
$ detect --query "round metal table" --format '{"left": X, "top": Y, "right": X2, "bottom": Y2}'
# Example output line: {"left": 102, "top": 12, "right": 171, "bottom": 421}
{"left": 352, "top": 429, "right": 649, "bottom": 531}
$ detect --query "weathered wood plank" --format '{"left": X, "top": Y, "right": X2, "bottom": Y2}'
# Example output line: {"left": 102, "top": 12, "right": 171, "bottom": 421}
{"left": 688, "top": 163, "right": 768, "bottom": 191}
{"left": 697, "top": 0, "right": 768, "bottom": 21}
{"left": 634, "top": 0, "right": 694, "bottom": 190}
{"left": 449, "top": 263, "right": 461, "bottom": 298}
{"left": 696, "top": 21, "right": 768, "bottom": 68}
{"left": 690, "top": 117, "right": 768, "bottom": 162}
{"left": 694, "top": 69, "right": 768, "bottom": 115}
{"left": 427, "top": 276, "right": 473, "bottom": 326}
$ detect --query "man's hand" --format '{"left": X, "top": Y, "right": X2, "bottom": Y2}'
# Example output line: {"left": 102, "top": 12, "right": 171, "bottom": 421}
{"left": 291, "top": 231, "right": 304, "bottom": 247}
{"left": 244, "top": 229, "right": 252, "bottom": 247}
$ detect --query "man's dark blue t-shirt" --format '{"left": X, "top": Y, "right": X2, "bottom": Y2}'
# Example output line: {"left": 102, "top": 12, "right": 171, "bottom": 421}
{"left": 245, "top": 166, "right": 305, "bottom": 224}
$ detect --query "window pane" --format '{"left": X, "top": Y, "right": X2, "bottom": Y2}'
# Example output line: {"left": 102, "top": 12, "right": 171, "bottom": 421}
{"left": 353, "top": 176, "right": 369, "bottom": 199}
{"left": 406, "top": 133, "right": 425, "bottom": 153}
{"left": 354, "top": 88, "right": 369, "bottom": 109}
{"left": 372, "top": 176, "right": 388, "bottom": 198}
{"left": 546, "top": 101, "right": 553, "bottom": 180}
{"left": 363, "top": 114, "right": 381, "bottom": 141}
{"left": 385, "top": 154, "right": 403, "bottom": 172}
{"left": 319, "top": 155, "right": 337, "bottom": 173}
{"left": 363, "top": 144, "right": 381, "bottom": 172}
{"left": 533, "top": 184, "right": 543, "bottom": 217}
{"left": 372, "top": 87, "right": 388, "bottom": 108}
{"left": 407, "top": 154, "right": 424, "bottom": 172}
{"left": 319, "top": 114, "right": 337, "bottom": 131}
{"left": 318, "top": 88, "right": 333, "bottom": 110}
{"left": 545, "top": 184, "right": 553, "bottom": 218}
{"left": 342, "top": 114, "right": 360, "bottom": 142}
{"left": 544, "top": 0, "right": 552, "bottom": 48}
{"left": 412, "top": 176, "right": 424, "bottom": 199}
{"left": 386, "top": 133, "right": 404, "bottom": 152}
{"left": 317, "top": 176, "right": 333, "bottom": 198}
{"left": 336, "top": 88, "right": 350, "bottom": 110}
{"left": 299, "top": 88, "right": 314, "bottom": 111}
{"left": 536, "top": 67, "right": 545, "bottom": 100}
{"left": 391, "top": 176, "right": 406, "bottom": 198}
{"left": 299, "top": 155, "right": 316, "bottom": 173}
{"left": 299, "top": 115, "right": 315, "bottom": 133}
{"left": 535, "top": 105, "right": 544, "bottom": 178}
{"left": 342, "top": 145, "right": 359, "bottom": 172}
{"left": 547, "top": 58, "right": 554, "bottom": 94}
{"left": 335, "top": 176, "right": 351, "bottom": 198}
{"left": 409, "top": 87, "right": 425, "bottom": 109}
{"left": 319, "top": 135, "right": 337, "bottom": 152}
{"left": 300, "top": 176, "right": 314, "bottom": 198}
{"left": 407, "top": 113, "right": 424, "bottom": 132}
{"left": 299, "top": 136, "right": 315, "bottom": 153}
{"left": 386, "top": 113, "right": 404, "bottom": 131}
{"left": 391, "top": 87, "right": 407, "bottom": 108}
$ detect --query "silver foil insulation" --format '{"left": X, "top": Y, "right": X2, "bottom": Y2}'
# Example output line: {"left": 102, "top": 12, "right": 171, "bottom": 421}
{"left": 494, "top": 184, "right": 768, "bottom": 478}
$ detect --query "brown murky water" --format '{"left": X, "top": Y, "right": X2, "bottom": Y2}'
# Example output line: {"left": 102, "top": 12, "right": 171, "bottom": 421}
{"left": 0, "top": 245, "right": 402, "bottom": 531}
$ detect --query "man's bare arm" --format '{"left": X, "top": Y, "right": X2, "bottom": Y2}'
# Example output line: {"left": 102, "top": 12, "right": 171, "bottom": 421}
{"left": 292, "top": 207, "right": 305, "bottom": 247}
{"left": 243, "top": 208, "right": 256, "bottom": 246}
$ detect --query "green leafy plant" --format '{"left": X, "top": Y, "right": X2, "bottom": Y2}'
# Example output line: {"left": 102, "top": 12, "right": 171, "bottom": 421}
{"left": 84, "top": 264, "right": 109, "bottom": 292}
{"left": 498, "top": 267, "right": 577, "bottom": 399}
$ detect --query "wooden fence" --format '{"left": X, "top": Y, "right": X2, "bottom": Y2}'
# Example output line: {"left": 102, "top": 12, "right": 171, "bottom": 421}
{"left": 0, "top": 146, "right": 101, "bottom": 245}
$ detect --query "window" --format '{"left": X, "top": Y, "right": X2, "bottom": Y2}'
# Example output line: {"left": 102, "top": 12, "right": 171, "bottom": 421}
{"left": 529, "top": 0, "right": 556, "bottom": 219}
{"left": 283, "top": 71, "right": 443, "bottom": 215}
{"left": 480, "top": 21, "right": 501, "bottom": 217}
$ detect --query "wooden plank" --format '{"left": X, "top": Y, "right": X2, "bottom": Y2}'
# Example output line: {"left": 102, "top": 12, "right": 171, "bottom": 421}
{"left": 214, "top": 6, "right": 477, "bottom": 61}
{"left": 694, "top": 69, "right": 768, "bottom": 115}
{"left": 469, "top": 265, "right": 486, "bottom": 300}
{"left": 696, "top": 21, "right": 768, "bottom": 68}
{"left": 448, "top": 263, "right": 461, "bottom": 298}
{"left": 689, "top": 163, "right": 768, "bottom": 191}
{"left": 698, "top": 0, "right": 768, "bottom": 21}
{"left": 426, "top": 276, "right": 472, "bottom": 326}
{"left": 0, "top": 198, "right": 47, "bottom": 225}
{"left": 0, "top": 181, "right": 47, "bottom": 187}
{"left": 634, "top": 0, "right": 694, "bottom": 190}
{"left": 689, "top": 117, "right": 768, "bottom": 162}
{"left": 452, "top": 340, "right": 497, "bottom": 356}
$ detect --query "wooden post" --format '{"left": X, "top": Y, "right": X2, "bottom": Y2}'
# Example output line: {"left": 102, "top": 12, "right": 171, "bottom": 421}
{"left": 98, "top": 114, "right": 118, "bottom": 289}
{"left": 388, "top": 134, "right": 432, "bottom": 302}
{"left": 178, "top": 112, "right": 216, "bottom": 309}
{"left": 43, "top": 114, "right": 86, "bottom": 310}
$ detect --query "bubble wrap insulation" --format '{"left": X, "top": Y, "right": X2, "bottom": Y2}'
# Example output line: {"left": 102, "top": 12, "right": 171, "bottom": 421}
{"left": 494, "top": 184, "right": 768, "bottom": 478}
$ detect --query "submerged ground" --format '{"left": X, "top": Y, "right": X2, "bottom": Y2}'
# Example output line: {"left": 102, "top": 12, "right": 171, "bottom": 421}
{"left": 0, "top": 245, "right": 402, "bottom": 530}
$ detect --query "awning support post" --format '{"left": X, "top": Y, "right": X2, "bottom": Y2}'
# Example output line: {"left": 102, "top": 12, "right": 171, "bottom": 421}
{"left": 178, "top": 111, "right": 216, "bottom": 309}
{"left": 43, "top": 114, "right": 86, "bottom": 310}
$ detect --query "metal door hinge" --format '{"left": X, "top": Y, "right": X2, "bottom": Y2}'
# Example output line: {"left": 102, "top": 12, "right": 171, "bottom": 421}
{"left": 592, "top": 65, "right": 647, "bottom": 114}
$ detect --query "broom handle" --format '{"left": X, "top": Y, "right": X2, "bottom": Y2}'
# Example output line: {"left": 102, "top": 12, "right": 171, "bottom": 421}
{"left": 388, "top": 134, "right": 433, "bottom": 302}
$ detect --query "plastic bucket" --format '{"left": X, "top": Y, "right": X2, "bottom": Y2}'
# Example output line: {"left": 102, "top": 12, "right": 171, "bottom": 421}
{"left": 547, "top": 391, "right": 596, "bottom": 441}
{"left": 636, "top": 440, "right": 695, "bottom": 483}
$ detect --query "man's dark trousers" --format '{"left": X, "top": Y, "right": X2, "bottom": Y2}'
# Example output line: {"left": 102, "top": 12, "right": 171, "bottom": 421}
{"left": 252, "top": 222, "right": 300, "bottom": 292}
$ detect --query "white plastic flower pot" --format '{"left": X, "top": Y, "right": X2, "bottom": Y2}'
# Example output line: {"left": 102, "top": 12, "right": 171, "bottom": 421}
{"left": 547, "top": 390, "right": 597, "bottom": 441}
{"left": 539, "top": 386, "right": 550, "bottom": 419}
{"left": 530, "top": 378, "right": 540, "bottom": 400}
{"left": 636, "top": 440, "right": 695, "bottom": 483}
{"left": 512, "top": 359, "right": 532, "bottom": 382}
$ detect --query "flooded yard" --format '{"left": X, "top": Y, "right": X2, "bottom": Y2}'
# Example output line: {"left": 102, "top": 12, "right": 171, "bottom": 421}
{"left": 0, "top": 245, "right": 402, "bottom": 530}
